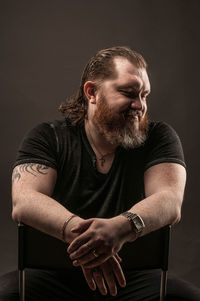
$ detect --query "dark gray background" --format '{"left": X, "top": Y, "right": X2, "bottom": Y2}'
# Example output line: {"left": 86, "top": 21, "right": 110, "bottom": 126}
{"left": 1, "top": 0, "right": 200, "bottom": 288}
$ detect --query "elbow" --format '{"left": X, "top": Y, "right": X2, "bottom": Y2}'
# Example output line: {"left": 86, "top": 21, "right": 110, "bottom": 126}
{"left": 12, "top": 201, "right": 21, "bottom": 223}
{"left": 171, "top": 208, "right": 181, "bottom": 225}
{"left": 12, "top": 194, "right": 23, "bottom": 223}
{"left": 165, "top": 188, "right": 183, "bottom": 226}
{"left": 170, "top": 200, "right": 182, "bottom": 225}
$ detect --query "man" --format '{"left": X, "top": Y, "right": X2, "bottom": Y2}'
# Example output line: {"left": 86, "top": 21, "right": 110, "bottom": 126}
{"left": 1, "top": 46, "right": 200, "bottom": 300}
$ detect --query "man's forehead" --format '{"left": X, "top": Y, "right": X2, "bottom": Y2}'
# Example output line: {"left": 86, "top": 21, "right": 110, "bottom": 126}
{"left": 112, "top": 57, "right": 150, "bottom": 91}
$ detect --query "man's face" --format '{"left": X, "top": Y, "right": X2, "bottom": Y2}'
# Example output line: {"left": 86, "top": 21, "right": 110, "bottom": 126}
{"left": 92, "top": 57, "right": 151, "bottom": 148}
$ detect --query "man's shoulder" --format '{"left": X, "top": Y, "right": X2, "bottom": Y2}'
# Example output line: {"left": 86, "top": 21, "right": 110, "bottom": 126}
{"left": 48, "top": 118, "right": 82, "bottom": 132}
{"left": 22, "top": 118, "right": 82, "bottom": 146}
{"left": 32, "top": 118, "right": 82, "bottom": 137}
{"left": 143, "top": 121, "right": 185, "bottom": 169}
{"left": 148, "top": 120, "right": 171, "bottom": 131}
{"left": 147, "top": 120, "right": 177, "bottom": 140}
{"left": 47, "top": 118, "right": 68, "bottom": 130}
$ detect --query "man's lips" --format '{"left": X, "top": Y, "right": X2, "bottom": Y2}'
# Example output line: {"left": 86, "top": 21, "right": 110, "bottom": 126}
{"left": 124, "top": 111, "right": 142, "bottom": 121}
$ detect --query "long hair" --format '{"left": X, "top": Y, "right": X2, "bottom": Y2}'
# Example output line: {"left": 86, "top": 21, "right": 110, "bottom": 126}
{"left": 59, "top": 46, "right": 147, "bottom": 124}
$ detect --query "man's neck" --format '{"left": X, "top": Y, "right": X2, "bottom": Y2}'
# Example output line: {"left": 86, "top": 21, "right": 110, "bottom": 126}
{"left": 84, "top": 120, "right": 117, "bottom": 156}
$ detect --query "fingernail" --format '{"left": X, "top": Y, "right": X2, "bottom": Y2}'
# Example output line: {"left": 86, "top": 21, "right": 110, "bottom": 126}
{"left": 91, "top": 286, "right": 96, "bottom": 291}
{"left": 73, "top": 260, "right": 79, "bottom": 266}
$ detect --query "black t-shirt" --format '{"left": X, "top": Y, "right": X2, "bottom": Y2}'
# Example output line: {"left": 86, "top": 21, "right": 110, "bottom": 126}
{"left": 14, "top": 119, "right": 185, "bottom": 219}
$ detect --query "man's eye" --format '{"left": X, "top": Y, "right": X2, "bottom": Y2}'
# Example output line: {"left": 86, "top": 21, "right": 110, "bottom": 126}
{"left": 121, "top": 91, "right": 136, "bottom": 98}
{"left": 142, "top": 94, "right": 148, "bottom": 100}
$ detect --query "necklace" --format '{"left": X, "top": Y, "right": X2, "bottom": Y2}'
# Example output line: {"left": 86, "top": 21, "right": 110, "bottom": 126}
{"left": 87, "top": 126, "right": 115, "bottom": 167}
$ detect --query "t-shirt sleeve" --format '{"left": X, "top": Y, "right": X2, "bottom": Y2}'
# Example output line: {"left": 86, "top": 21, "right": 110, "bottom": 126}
{"left": 144, "top": 122, "right": 186, "bottom": 171}
{"left": 13, "top": 122, "right": 58, "bottom": 170}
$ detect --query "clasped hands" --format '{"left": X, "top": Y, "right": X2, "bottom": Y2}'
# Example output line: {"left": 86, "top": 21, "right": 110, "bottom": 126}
{"left": 66, "top": 216, "right": 134, "bottom": 296}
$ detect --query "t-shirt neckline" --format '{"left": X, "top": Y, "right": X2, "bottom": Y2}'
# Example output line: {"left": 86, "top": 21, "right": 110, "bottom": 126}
{"left": 80, "top": 123, "right": 121, "bottom": 176}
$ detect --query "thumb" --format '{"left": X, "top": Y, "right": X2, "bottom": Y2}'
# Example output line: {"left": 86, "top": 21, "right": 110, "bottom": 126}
{"left": 114, "top": 253, "right": 122, "bottom": 263}
{"left": 71, "top": 219, "right": 93, "bottom": 233}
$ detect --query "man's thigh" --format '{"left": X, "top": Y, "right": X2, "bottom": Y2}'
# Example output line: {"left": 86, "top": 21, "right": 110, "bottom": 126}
{"left": 1, "top": 269, "right": 200, "bottom": 301}
{"left": 0, "top": 269, "right": 94, "bottom": 301}
{"left": 93, "top": 270, "right": 160, "bottom": 301}
{"left": 0, "top": 270, "right": 161, "bottom": 301}
{"left": 166, "top": 275, "right": 200, "bottom": 301}
{"left": 94, "top": 270, "right": 200, "bottom": 301}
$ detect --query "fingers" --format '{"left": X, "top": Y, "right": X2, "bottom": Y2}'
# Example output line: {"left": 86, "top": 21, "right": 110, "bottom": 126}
{"left": 69, "top": 241, "right": 94, "bottom": 260}
{"left": 100, "top": 257, "right": 126, "bottom": 296}
{"left": 71, "top": 219, "right": 93, "bottom": 233}
{"left": 81, "top": 267, "right": 96, "bottom": 291}
{"left": 81, "top": 256, "right": 126, "bottom": 296}
{"left": 101, "top": 263, "right": 117, "bottom": 296}
{"left": 69, "top": 246, "right": 121, "bottom": 269}
{"left": 68, "top": 239, "right": 109, "bottom": 267}
{"left": 114, "top": 253, "right": 122, "bottom": 263}
{"left": 92, "top": 268, "right": 108, "bottom": 296}
{"left": 73, "top": 253, "right": 109, "bottom": 268}
{"left": 68, "top": 239, "right": 113, "bottom": 268}
{"left": 67, "top": 233, "right": 90, "bottom": 254}
{"left": 109, "top": 256, "right": 126, "bottom": 288}
{"left": 67, "top": 218, "right": 122, "bottom": 267}
{"left": 82, "top": 266, "right": 107, "bottom": 296}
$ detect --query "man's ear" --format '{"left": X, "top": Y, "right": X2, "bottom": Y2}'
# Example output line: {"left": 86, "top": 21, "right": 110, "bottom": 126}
{"left": 84, "top": 81, "right": 97, "bottom": 104}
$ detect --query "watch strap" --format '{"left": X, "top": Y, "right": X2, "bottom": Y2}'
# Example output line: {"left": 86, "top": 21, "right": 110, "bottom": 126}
{"left": 121, "top": 211, "right": 145, "bottom": 235}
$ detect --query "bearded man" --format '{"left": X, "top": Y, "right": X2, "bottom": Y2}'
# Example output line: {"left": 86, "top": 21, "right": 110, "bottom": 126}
{"left": 1, "top": 46, "right": 200, "bottom": 301}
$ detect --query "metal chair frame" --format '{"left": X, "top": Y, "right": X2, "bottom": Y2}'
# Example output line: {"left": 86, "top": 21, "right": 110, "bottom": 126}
{"left": 18, "top": 223, "right": 171, "bottom": 301}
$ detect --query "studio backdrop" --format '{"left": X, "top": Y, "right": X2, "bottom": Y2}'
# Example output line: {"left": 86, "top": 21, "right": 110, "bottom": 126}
{"left": 0, "top": 0, "right": 199, "bottom": 288}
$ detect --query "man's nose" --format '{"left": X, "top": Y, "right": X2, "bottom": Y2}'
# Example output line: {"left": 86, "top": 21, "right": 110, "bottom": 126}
{"left": 130, "top": 96, "right": 143, "bottom": 111}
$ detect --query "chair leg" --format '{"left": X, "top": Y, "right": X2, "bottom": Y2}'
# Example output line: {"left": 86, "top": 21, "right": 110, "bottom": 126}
{"left": 160, "top": 270, "right": 168, "bottom": 301}
{"left": 19, "top": 270, "right": 25, "bottom": 301}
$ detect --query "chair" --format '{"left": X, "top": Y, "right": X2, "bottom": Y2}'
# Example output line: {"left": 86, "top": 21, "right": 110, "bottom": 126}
{"left": 18, "top": 223, "right": 171, "bottom": 301}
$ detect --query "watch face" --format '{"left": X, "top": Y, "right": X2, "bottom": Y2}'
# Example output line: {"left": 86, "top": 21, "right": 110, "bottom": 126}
{"left": 133, "top": 216, "right": 144, "bottom": 233}
{"left": 121, "top": 212, "right": 145, "bottom": 234}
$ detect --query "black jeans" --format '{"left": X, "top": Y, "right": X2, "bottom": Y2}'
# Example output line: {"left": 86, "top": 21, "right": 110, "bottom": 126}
{"left": 0, "top": 269, "right": 200, "bottom": 301}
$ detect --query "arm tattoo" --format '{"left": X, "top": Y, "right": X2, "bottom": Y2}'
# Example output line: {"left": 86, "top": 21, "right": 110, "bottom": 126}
{"left": 12, "top": 163, "right": 49, "bottom": 182}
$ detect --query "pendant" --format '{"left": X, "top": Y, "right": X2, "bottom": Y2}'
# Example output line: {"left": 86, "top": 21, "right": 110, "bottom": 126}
{"left": 99, "top": 157, "right": 105, "bottom": 167}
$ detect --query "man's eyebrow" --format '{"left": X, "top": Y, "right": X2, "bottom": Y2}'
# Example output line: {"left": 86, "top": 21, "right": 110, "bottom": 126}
{"left": 118, "top": 82, "right": 141, "bottom": 90}
{"left": 118, "top": 83, "right": 151, "bottom": 93}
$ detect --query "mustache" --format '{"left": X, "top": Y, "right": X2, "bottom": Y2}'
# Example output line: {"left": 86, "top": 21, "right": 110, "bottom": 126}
{"left": 122, "top": 110, "right": 143, "bottom": 120}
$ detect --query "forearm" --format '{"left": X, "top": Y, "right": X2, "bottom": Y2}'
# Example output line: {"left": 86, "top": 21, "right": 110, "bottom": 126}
{"left": 12, "top": 188, "right": 82, "bottom": 243}
{"left": 124, "top": 162, "right": 186, "bottom": 238}
{"left": 128, "top": 189, "right": 182, "bottom": 236}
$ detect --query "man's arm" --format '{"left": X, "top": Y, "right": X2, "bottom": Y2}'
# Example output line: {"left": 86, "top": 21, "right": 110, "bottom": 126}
{"left": 12, "top": 163, "right": 83, "bottom": 242}
{"left": 67, "top": 162, "right": 186, "bottom": 268}
{"left": 129, "top": 162, "right": 186, "bottom": 235}
{"left": 12, "top": 162, "right": 126, "bottom": 295}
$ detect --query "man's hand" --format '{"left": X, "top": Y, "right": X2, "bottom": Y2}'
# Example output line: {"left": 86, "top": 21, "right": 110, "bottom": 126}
{"left": 67, "top": 216, "right": 135, "bottom": 268}
{"left": 82, "top": 254, "right": 126, "bottom": 296}
{"left": 63, "top": 215, "right": 86, "bottom": 243}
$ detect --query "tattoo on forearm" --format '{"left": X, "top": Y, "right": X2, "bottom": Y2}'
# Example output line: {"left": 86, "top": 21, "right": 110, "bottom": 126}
{"left": 12, "top": 163, "right": 49, "bottom": 182}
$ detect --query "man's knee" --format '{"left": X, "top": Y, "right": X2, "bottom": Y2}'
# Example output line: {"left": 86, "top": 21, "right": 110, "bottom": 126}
{"left": 167, "top": 275, "right": 200, "bottom": 301}
{"left": 0, "top": 271, "right": 19, "bottom": 301}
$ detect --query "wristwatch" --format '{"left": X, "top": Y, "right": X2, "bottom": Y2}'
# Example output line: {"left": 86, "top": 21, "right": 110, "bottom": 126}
{"left": 121, "top": 211, "right": 145, "bottom": 236}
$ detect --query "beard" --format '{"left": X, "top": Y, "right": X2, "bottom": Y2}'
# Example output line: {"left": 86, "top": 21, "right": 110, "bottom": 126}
{"left": 93, "top": 95, "right": 149, "bottom": 149}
